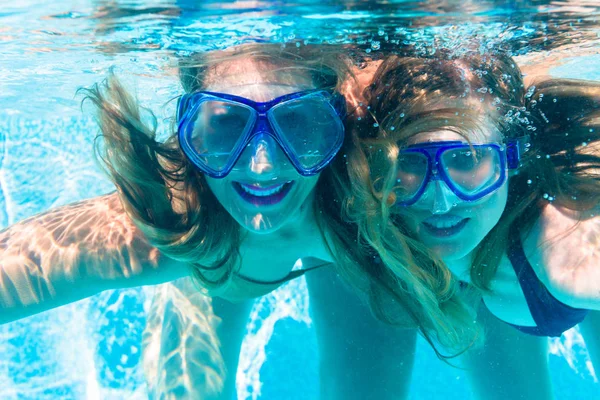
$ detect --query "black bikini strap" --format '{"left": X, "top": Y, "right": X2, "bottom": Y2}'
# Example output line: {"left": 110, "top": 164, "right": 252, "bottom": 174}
{"left": 237, "top": 262, "right": 331, "bottom": 285}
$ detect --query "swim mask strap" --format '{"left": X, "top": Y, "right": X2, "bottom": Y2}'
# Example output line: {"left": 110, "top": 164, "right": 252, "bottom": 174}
{"left": 506, "top": 135, "right": 531, "bottom": 169}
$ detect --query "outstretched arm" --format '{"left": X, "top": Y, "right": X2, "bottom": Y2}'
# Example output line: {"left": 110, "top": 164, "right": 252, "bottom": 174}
{"left": 0, "top": 192, "right": 189, "bottom": 324}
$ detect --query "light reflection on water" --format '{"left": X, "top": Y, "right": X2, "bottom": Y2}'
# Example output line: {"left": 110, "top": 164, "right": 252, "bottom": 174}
{"left": 2, "top": 0, "right": 600, "bottom": 117}
{"left": 1, "top": 0, "right": 600, "bottom": 398}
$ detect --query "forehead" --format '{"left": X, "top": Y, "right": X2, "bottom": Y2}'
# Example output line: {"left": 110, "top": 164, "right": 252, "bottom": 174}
{"left": 203, "top": 58, "right": 314, "bottom": 89}
{"left": 207, "top": 83, "right": 306, "bottom": 102}
{"left": 406, "top": 128, "right": 502, "bottom": 145}
{"left": 403, "top": 99, "right": 503, "bottom": 145}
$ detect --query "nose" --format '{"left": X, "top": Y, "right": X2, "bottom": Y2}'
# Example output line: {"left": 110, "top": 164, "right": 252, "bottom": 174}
{"left": 236, "top": 132, "right": 284, "bottom": 178}
{"left": 416, "top": 179, "right": 456, "bottom": 214}
{"left": 431, "top": 180, "right": 455, "bottom": 214}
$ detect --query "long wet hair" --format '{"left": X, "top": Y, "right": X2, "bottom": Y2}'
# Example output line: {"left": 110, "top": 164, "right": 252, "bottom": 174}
{"left": 339, "top": 51, "right": 600, "bottom": 353}
{"left": 81, "top": 43, "right": 352, "bottom": 294}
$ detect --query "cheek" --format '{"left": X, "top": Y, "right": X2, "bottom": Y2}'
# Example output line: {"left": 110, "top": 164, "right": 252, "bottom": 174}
{"left": 395, "top": 208, "right": 423, "bottom": 233}
{"left": 289, "top": 174, "right": 321, "bottom": 197}
{"left": 205, "top": 177, "right": 231, "bottom": 199}
{"left": 470, "top": 184, "right": 508, "bottom": 226}
{"left": 300, "top": 175, "right": 320, "bottom": 191}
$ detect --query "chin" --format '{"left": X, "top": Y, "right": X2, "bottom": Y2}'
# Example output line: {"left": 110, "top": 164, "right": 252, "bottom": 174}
{"left": 430, "top": 240, "right": 478, "bottom": 262}
{"left": 234, "top": 212, "right": 290, "bottom": 234}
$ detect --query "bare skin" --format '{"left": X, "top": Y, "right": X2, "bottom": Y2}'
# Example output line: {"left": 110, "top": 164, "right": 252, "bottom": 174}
{"left": 142, "top": 57, "right": 418, "bottom": 399}
{"left": 460, "top": 302, "right": 554, "bottom": 400}
{"left": 0, "top": 54, "right": 423, "bottom": 399}
{"left": 383, "top": 72, "right": 600, "bottom": 396}
{"left": 0, "top": 192, "right": 187, "bottom": 324}
{"left": 0, "top": 51, "right": 418, "bottom": 399}
{"left": 480, "top": 202, "right": 600, "bottom": 327}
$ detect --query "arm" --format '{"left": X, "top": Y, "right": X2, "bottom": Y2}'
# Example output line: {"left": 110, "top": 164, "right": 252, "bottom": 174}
{"left": 143, "top": 278, "right": 251, "bottom": 400}
{"left": 0, "top": 192, "right": 189, "bottom": 324}
{"left": 305, "top": 265, "right": 417, "bottom": 400}
{"left": 523, "top": 202, "right": 600, "bottom": 310}
{"left": 461, "top": 301, "right": 554, "bottom": 400}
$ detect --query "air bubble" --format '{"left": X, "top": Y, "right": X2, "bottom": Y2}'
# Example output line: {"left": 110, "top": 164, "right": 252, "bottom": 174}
{"left": 525, "top": 86, "right": 536, "bottom": 98}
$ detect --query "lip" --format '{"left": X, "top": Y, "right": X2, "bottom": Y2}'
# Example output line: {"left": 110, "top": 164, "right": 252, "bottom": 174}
{"left": 421, "top": 217, "right": 470, "bottom": 238}
{"left": 233, "top": 181, "right": 294, "bottom": 206}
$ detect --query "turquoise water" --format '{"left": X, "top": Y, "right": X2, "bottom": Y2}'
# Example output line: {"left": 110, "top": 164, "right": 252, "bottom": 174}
{"left": 1, "top": 1, "right": 600, "bottom": 398}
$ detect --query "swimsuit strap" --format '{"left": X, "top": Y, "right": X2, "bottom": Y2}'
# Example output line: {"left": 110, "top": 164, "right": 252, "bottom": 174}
{"left": 235, "top": 262, "right": 331, "bottom": 286}
{"left": 504, "top": 223, "right": 588, "bottom": 337}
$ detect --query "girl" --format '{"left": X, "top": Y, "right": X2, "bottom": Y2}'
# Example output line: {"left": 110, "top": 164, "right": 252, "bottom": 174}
{"left": 0, "top": 43, "right": 417, "bottom": 399}
{"left": 344, "top": 51, "right": 600, "bottom": 397}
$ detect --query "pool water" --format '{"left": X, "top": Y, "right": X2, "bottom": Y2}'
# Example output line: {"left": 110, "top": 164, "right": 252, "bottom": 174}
{"left": 1, "top": 1, "right": 600, "bottom": 399}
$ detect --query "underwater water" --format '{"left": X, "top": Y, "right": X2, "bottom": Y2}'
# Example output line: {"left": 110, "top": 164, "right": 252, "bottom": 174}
{"left": 1, "top": 0, "right": 600, "bottom": 399}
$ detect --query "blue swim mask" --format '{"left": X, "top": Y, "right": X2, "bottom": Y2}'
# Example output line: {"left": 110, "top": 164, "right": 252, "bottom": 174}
{"left": 177, "top": 89, "right": 346, "bottom": 178}
{"left": 392, "top": 138, "right": 529, "bottom": 206}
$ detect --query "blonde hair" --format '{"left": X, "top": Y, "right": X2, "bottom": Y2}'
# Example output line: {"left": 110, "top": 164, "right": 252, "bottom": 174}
{"left": 82, "top": 43, "right": 353, "bottom": 294}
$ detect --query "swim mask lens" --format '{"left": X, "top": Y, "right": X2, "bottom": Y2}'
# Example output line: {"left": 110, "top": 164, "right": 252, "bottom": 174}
{"left": 394, "top": 139, "right": 527, "bottom": 206}
{"left": 177, "top": 90, "right": 346, "bottom": 178}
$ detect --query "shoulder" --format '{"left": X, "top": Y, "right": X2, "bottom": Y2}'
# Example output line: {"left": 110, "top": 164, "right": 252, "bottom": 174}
{"left": 521, "top": 202, "right": 600, "bottom": 309}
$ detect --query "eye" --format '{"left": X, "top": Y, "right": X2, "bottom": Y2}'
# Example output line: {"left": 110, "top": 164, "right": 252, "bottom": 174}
{"left": 398, "top": 153, "right": 428, "bottom": 173}
{"left": 448, "top": 149, "right": 484, "bottom": 171}
{"left": 209, "top": 114, "right": 248, "bottom": 132}
{"left": 455, "top": 153, "right": 477, "bottom": 170}
{"left": 279, "top": 110, "right": 309, "bottom": 128}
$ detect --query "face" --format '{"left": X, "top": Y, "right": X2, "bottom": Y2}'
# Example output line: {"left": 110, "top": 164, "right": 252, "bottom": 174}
{"left": 201, "top": 61, "right": 321, "bottom": 234}
{"left": 396, "top": 129, "right": 508, "bottom": 261}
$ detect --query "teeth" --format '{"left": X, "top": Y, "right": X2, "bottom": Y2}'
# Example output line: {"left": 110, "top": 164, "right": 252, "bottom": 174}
{"left": 424, "top": 215, "right": 465, "bottom": 229}
{"left": 240, "top": 183, "right": 287, "bottom": 197}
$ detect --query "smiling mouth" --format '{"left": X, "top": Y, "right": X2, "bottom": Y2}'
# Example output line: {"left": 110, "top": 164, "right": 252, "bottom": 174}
{"left": 422, "top": 215, "right": 470, "bottom": 238}
{"left": 233, "top": 181, "right": 294, "bottom": 206}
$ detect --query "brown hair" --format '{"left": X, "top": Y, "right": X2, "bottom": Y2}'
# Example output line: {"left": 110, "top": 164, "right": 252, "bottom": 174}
{"left": 344, "top": 51, "right": 600, "bottom": 353}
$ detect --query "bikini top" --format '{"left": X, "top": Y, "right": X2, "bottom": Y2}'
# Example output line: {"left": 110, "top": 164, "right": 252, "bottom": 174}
{"left": 503, "top": 225, "right": 589, "bottom": 337}
{"left": 219, "top": 262, "right": 330, "bottom": 303}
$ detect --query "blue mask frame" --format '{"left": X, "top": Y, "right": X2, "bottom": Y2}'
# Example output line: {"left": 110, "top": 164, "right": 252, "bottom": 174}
{"left": 177, "top": 89, "right": 346, "bottom": 178}
{"left": 394, "top": 136, "right": 529, "bottom": 206}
